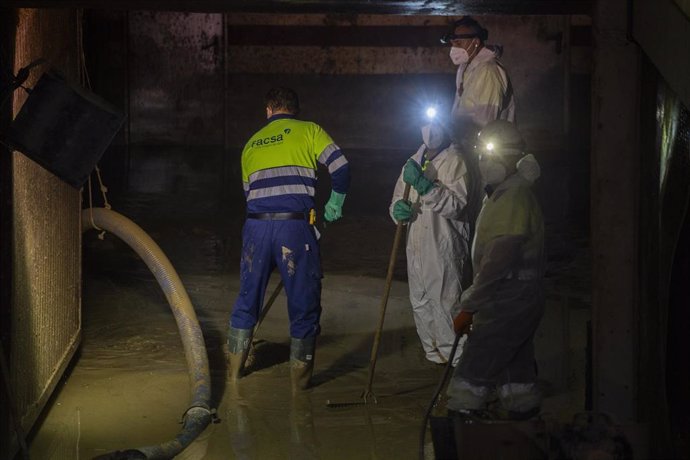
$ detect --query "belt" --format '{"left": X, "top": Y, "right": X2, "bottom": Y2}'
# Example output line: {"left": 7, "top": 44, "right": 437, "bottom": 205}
{"left": 247, "top": 212, "right": 307, "bottom": 221}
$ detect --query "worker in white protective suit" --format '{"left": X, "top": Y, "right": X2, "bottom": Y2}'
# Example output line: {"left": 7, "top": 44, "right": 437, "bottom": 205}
{"left": 441, "top": 16, "right": 516, "bottom": 143}
{"left": 389, "top": 121, "right": 470, "bottom": 365}
{"left": 446, "top": 120, "right": 545, "bottom": 421}
{"left": 440, "top": 16, "right": 517, "bottom": 249}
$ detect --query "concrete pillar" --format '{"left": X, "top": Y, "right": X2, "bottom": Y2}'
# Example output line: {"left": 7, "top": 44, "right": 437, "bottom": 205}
{"left": 590, "top": 0, "right": 640, "bottom": 422}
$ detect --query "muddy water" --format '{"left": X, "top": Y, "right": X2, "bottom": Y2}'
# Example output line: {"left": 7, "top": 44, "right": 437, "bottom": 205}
{"left": 29, "top": 269, "right": 447, "bottom": 459}
{"left": 29, "top": 195, "right": 589, "bottom": 459}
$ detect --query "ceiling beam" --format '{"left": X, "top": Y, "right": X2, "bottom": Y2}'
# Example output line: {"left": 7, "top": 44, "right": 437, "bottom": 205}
{"left": 3, "top": 1, "right": 592, "bottom": 15}
{"left": 634, "top": 0, "right": 690, "bottom": 109}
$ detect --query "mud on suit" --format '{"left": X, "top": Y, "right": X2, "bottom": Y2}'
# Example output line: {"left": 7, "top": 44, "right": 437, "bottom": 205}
{"left": 389, "top": 143, "right": 470, "bottom": 365}
{"left": 446, "top": 169, "right": 545, "bottom": 415}
{"left": 228, "top": 114, "right": 349, "bottom": 385}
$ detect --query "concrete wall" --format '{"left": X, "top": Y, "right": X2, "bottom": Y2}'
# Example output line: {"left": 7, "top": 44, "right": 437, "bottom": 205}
{"left": 674, "top": 0, "right": 690, "bottom": 18}
{"left": 656, "top": 84, "right": 690, "bottom": 458}
{"left": 88, "top": 12, "right": 589, "bottom": 226}
{"left": 1, "top": 8, "right": 82, "bottom": 459}
{"left": 120, "top": 13, "right": 569, "bottom": 150}
{"left": 590, "top": 0, "right": 639, "bottom": 430}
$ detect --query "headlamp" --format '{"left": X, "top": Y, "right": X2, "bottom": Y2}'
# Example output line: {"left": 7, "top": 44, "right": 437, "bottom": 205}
{"left": 425, "top": 106, "right": 437, "bottom": 120}
{"left": 478, "top": 140, "right": 526, "bottom": 158}
{"left": 440, "top": 32, "right": 482, "bottom": 44}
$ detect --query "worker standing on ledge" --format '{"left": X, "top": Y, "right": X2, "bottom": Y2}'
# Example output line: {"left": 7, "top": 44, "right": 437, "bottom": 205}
{"left": 442, "top": 16, "right": 518, "bottom": 244}
{"left": 442, "top": 16, "right": 516, "bottom": 142}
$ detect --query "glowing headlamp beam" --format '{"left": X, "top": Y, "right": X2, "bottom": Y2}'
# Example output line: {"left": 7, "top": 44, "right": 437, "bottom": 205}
{"left": 425, "top": 106, "right": 437, "bottom": 120}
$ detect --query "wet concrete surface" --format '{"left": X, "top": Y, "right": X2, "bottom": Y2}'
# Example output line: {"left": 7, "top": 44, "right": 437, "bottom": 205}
{"left": 29, "top": 182, "right": 590, "bottom": 458}
{"left": 29, "top": 267, "right": 451, "bottom": 459}
{"left": 31, "top": 142, "right": 590, "bottom": 460}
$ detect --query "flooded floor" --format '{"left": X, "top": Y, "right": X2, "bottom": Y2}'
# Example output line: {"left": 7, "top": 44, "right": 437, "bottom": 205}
{"left": 28, "top": 207, "right": 591, "bottom": 459}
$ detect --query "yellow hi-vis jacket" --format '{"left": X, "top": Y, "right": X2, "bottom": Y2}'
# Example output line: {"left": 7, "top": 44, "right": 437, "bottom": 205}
{"left": 241, "top": 114, "right": 350, "bottom": 214}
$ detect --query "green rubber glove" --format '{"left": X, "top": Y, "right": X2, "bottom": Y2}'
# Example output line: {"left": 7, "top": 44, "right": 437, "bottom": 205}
{"left": 392, "top": 199, "right": 413, "bottom": 222}
{"left": 403, "top": 159, "right": 435, "bottom": 196}
{"left": 324, "top": 190, "right": 346, "bottom": 222}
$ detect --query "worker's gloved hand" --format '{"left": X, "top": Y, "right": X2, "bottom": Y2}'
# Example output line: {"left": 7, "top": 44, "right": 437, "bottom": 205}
{"left": 453, "top": 310, "right": 474, "bottom": 336}
{"left": 403, "top": 159, "right": 434, "bottom": 196}
{"left": 324, "top": 190, "right": 346, "bottom": 222}
{"left": 392, "top": 199, "right": 413, "bottom": 222}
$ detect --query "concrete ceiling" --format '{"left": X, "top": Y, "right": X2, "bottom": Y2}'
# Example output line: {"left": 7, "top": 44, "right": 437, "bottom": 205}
{"left": 5, "top": 0, "right": 592, "bottom": 15}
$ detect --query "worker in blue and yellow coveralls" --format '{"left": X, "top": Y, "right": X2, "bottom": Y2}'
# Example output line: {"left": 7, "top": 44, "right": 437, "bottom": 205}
{"left": 227, "top": 87, "right": 350, "bottom": 394}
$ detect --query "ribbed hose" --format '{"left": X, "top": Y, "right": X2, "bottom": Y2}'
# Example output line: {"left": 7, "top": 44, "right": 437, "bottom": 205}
{"left": 418, "top": 332, "right": 463, "bottom": 460}
{"left": 82, "top": 208, "right": 212, "bottom": 460}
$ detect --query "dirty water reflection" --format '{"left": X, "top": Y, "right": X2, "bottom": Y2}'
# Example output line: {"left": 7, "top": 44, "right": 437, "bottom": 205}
{"left": 29, "top": 199, "right": 588, "bottom": 459}
{"left": 30, "top": 270, "right": 444, "bottom": 460}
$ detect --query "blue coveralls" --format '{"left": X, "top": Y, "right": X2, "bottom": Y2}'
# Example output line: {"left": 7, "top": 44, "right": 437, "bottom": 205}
{"left": 230, "top": 114, "right": 350, "bottom": 339}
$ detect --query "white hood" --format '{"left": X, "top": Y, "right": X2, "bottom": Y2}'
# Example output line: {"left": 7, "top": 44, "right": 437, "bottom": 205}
{"left": 517, "top": 154, "right": 541, "bottom": 183}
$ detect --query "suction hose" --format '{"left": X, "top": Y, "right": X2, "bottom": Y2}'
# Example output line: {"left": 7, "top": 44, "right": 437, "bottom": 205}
{"left": 418, "top": 332, "right": 463, "bottom": 460}
{"left": 82, "top": 207, "right": 212, "bottom": 459}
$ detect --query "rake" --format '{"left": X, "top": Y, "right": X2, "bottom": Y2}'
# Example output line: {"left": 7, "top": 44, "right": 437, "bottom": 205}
{"left": 326, "top": 183, "right": 411, "bottom": 408}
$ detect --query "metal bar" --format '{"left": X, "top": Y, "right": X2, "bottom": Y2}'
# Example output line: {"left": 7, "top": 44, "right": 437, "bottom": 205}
{"left": 4, "top": 1, "right": 593, "bottom": 15}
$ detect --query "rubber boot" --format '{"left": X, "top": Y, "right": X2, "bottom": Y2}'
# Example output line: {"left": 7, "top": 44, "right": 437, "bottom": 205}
{"left": 290, "top": 336, "right": 316, "bottom": 395}
{"left": 226, "top": 326, "right": 253, "bottom": 383}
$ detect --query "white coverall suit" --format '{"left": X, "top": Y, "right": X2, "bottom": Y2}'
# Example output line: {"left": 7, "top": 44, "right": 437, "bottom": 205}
{"left": 452, "top": 46, "right": 516, "bottom": 141}
{"left": 451, "top": 45, "right": 517, "bottom": 242}
{"left": 389, "top": 144, "right": 470, "bottom": 365}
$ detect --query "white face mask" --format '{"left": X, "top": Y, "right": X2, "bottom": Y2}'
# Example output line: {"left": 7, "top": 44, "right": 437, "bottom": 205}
{"left": 449, "top": 46, "right": 469, "bottom": 65}
{"left": 421, "top": 123, "right": 446, "bottom": 150}
{"left": 479, "top": 157, "right": 507, "bottom": 185}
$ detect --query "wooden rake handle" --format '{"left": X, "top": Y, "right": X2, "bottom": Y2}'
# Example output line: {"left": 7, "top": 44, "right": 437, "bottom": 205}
{"left": 362, "top": 183, "right": 411, "bottom": 401}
